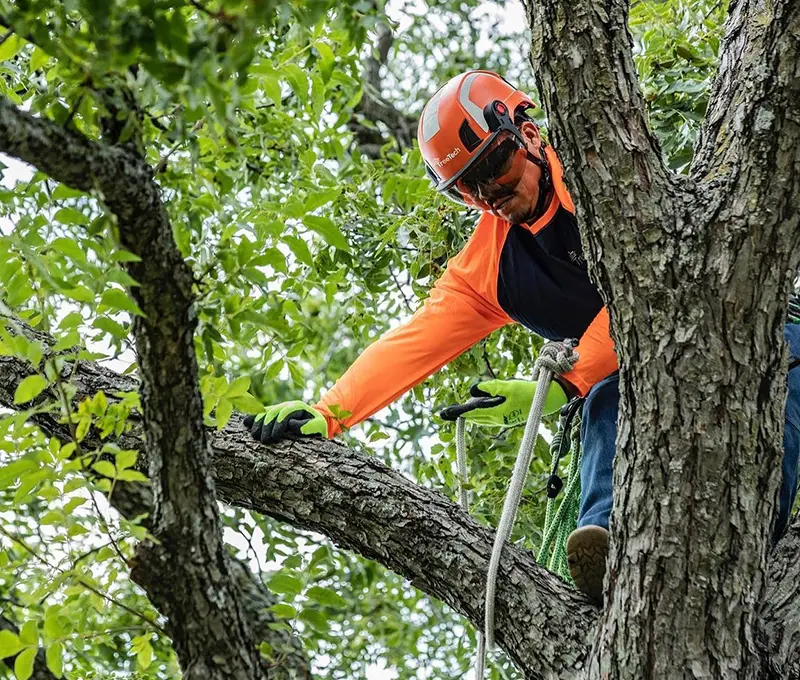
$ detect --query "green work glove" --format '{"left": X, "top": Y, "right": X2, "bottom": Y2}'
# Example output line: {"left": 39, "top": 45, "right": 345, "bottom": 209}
{"left": 460, "top": 379, "right": 568, "bottom": 427}
{"left": 243, "top": 401, "right": 329, "bottom": 443}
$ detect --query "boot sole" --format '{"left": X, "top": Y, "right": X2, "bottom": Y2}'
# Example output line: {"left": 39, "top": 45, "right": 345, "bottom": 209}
{"left": 566, "top": 526, "right": 609, "bottom": 606}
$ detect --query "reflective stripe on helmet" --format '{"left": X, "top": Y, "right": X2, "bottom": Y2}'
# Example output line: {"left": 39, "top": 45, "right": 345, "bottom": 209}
{"left": 421, "top": 89, "right": 443, "bottom": 143}
{"left": 460, "top": 72, "right": 489, "bottom": 132}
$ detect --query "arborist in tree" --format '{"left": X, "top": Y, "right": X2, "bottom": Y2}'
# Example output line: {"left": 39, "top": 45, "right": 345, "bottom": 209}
{"left": 244, "top": 71, "right": 800, "bottom": 604}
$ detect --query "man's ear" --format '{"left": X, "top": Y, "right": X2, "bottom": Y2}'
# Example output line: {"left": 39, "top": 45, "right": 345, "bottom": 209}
{"left": 519, "top": 121, "right": 542, "bottom": 153}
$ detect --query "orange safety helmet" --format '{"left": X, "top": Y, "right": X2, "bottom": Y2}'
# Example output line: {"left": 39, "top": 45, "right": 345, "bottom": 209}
{"left": 418, "top": 70, "right": 536, "bottom": 200}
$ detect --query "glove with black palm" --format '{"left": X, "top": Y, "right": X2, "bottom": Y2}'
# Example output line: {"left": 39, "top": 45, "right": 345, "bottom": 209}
{"left": 439, "top": 379, "right": 568, "bottom": 426}
{"left": 243, "top": 401, "right": 329, "bottom": 444}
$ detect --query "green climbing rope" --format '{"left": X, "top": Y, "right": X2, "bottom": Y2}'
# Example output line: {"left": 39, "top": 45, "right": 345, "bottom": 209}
{"left": 537, "top": 403, "right": 583, "bottom": 582}
{"left": 790, "top": 294, "right": 800, "bottom": 324}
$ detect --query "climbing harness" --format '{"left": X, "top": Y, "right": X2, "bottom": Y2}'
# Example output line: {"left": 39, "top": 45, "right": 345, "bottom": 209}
{"left": 444, "top": 339, "right": 579, "bottom": 678}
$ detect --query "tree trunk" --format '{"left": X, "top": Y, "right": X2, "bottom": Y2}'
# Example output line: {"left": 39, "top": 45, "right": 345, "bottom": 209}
{"left": 526, "top": 0, "right": 800, "bottom": 675}
{"left": 2, "top": 0, "right": 800, "bottom": 674}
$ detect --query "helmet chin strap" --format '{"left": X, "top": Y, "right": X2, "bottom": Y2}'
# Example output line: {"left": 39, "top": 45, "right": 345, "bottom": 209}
{"left": 525, "top": 142, "right": 553, "bottom": 220}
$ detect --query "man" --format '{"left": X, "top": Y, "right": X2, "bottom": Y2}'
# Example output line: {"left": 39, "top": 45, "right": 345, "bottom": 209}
{"left": 244, "top": 70, "right": 800, "bottom": 604}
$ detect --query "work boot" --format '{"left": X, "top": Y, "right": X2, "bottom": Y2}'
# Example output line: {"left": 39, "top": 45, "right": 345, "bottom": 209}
{"left": 566, "top": 525, "right": 609, "bottom": 606}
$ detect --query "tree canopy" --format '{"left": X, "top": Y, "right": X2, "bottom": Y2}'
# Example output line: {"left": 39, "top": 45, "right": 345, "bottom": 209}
{"left": 3, "top": 0, "right": 798, "bottom": 678}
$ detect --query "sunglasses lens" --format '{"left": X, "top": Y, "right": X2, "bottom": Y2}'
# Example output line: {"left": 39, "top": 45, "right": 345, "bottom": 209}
{"left": 460, "top": 133, "right": 523, "bottom": 193}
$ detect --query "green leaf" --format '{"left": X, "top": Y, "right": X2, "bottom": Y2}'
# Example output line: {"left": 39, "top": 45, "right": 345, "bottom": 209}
{"left": 225, "top": 376, "right": 250, "bottom": 397}
{"left": 99, "top": 289, "right": 145, "bottom": 317}
{"left": 53, "top": 207, "right": 88, "bottom": 226}
{"left": 93, "top": 316, "right": 128, "bottom": 338}
{"left": 40, "top": 510, "right": 63, "bottom": 525}
{"left": 261, "top": 73, "right": 282, "bottom": 105}
{"left": 230, "top": 394, "right": 264, "bottom": 414}
{"left": 0, "top": 35, "right": 23, "bottom": 62}
{"left": 136, "top": 639, "right": 153, "bottom": 670}
{"left": 306, "top": 585, "right": 348, "bottom": 608}
{"left": 50, "top": 237, "right": 86, "bottom": 263}
{"left": 14, "top": 375, "right": 48, "bottom": 404}
{"left": 43, "top": 608, "right": 63, "bottom": 639}
{"left": 46, "top": 642, "right": 63, "bottom": 678}
{"left": 268, "top": 603, "right": 296, "bottom": 618}
{"left": 303, "top": 215, "right": 349, "bottom": 252}
{"left": 107, "top": 268, "right": 140, "bottom": 287}
{"left": 30, "top": 46, "right": 50, "bottom": 72}
{"left": 0, "top": 630, "right": 22, "bottom": 657}
{"left": 51, "top": 185, "right": 83, "bottom": 200}
{"left": 63, "top": 285, "right": 94, "bottom": 303}
{"left": 267, "top": 573, "right": 303, "bottom": 597}
{"left": 282, "top": 235, "right": 313, "bottom": 267}
{"left": 298, "top": 606, "right": 329, "bottom": 632}
{"left": 92, "top": 461, "right": 116, "bottom": 478}
{"left": 111, "top": 250, "right": 141, "bottom": 263}
{"left": 215, "top": 398, "right": 233, "bottom": 430}
{"left": 116, "top": 469, "right": 148, "bottom": 483}
{"left": 115, "top": 449, "right": 138, "bottom": 470}
{"left": 14, "top": 647, "right": 36, "bottom": 680}
{"left": 52, "top": 329, "right": 80, "bottom": 352}
{"left": 314, "top": 41, "right": 335, "bottom": 83}
{"left": 282, "top": 63, "right": 308, "bottom": 100}
{"left": 304, "top": 187, "right": 340, "bottom": 212}
{"left": 58, "top": 311, "right": 83, "bottom": 330}
{"left": 19, "top": 620, "right": 37, "bottom": 646}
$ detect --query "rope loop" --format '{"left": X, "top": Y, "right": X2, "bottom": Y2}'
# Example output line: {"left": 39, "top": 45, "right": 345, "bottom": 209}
{"left": 534, "top": 339, "right": 579, "bottom": 376}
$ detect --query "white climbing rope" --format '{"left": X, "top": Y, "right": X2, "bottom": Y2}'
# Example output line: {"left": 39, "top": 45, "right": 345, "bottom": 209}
{"left": 456, "top": 340, "right": 578, "bottom": 677}
{"left": 456, "top": 417, "right": 487, "bottom": 675}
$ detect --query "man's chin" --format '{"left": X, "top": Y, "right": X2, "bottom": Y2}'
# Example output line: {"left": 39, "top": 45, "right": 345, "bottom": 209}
{"left": 497, "top": 205, "right": 535, "bottom": 225}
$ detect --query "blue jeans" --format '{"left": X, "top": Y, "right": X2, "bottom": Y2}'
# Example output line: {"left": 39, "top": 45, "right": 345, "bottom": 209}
{"left": 578, "top": 323, "right": 800, "bottom": 540}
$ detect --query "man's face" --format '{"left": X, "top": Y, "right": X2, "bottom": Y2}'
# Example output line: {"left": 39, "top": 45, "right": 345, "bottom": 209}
{"left": 468, "top": 121, "right": 545, "bottom": 225}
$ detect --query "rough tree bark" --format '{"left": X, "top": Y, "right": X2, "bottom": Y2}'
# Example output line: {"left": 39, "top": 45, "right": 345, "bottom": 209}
{"left": 0, "top": 99, "right": 269, "bottom": 680}
{"left": 1, "top": 0, "right": 800, "bottom": 675}
{"left": 0, "top": 317, "right": 313, "bottom": 679}
{"left": 526, "top": 0, "right": 800, "bottom": 676}
{"left": 1, "top": 315, "right": 800, "bottom": 679}
{"left": 0, "top": 328, "right": 596, "bottom": 679}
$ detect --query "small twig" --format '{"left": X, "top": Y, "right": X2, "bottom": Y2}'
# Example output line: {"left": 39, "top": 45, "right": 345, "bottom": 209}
{"left": 0, "top": 27, "right": 14, "bottom": 47}
{"left": 389, "top": 267, "right": 413, "bottom": 313}
{"left": 63, "top": 91, "right": 86, "bottom": 129}
{"left": 188, "top": 0, "right": 237, "bottom": 31}
{"left": 153, "top": 118, "right": 204, "bottom": 174}
{"left": 72, "top": 540, "right": 117, "bottom": 566}
{"left": 0, "top": 525, "right": 166, "bottom": 636}
{"left": 482, "top": 342, "right": 497, "bottom": 379}
{"left": 88, "top": 491, "right": 128, "bottom": 565}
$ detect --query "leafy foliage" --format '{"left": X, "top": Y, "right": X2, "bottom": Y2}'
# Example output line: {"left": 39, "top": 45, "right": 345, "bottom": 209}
{"left": 0, "top": 0, "right": 722, "bottom": 678}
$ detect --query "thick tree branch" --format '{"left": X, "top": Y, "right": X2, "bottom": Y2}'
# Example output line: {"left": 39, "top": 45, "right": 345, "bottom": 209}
{"left": 527, "top": 0, "right": 673, "bottom": 281}
{"left": 351, "top": 20, "right": 417, "bottom": 156}
{"left": 0, "top": 323, "right": 597, "bottom": 680}
{"left": 692, "top": 0, "right": 800, "bottom": 181}
{"left": 0, "top": 98, "right": 267, "bottom": 679}
{"left": 0, "top": 320, "right": 313, "bottom": 679}
{"left": 525, "top": 0, "right": 800, "bottom": 677}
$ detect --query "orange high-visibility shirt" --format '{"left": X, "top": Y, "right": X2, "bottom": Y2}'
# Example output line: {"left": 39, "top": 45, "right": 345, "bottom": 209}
{"left": 315, "top": 148, "right": 617, "bottom": 436}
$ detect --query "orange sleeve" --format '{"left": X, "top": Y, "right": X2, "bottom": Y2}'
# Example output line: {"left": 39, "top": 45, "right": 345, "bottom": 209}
{"left": 559, "top": 307, "right": 618, "bottom": 397}
{"left": 314, "top": 216, "right": 512, "bottom": 436}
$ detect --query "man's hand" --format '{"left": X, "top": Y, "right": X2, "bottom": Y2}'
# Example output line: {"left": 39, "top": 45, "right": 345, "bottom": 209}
{"left": 441, "top": 379, "right": 568, "bottom": 427}
{"left": 243, "top": 401, "right": 329, "bottom": 443}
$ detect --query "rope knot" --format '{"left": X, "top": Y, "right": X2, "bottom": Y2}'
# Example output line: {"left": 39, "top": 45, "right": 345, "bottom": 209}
{"left": 535, "top": 339, "right": 579, "bottom": 375}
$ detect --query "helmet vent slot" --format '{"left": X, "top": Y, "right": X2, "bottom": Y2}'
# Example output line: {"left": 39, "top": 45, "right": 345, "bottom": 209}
{"left": 459, "top": 120, "right": 482, "bottom": 153}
